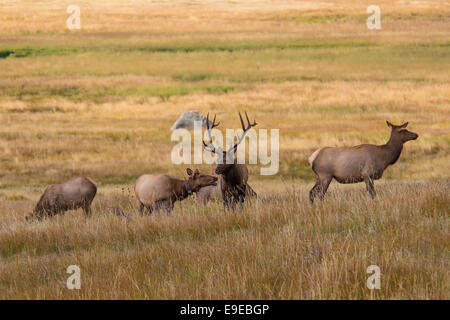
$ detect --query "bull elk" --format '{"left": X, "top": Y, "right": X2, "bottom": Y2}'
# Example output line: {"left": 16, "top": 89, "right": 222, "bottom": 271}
{"left": 202, "top": 112, "right": 257, "bottom": 209}
{"left": 134, "top": 168, "right": 218, "bottom": 214}
{"left": 196, "top": 178, "right": 257, "bottom": 205}
{"left": 308, "top": 121, "right": 418, "bottom": 203}
{"left": 26, "top": 177, "right": 97, "bottom": 221}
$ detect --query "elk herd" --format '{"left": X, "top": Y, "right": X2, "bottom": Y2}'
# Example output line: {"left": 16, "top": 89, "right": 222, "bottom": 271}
{"left": 25, "top": 113, "right": 419, "bottom": 221}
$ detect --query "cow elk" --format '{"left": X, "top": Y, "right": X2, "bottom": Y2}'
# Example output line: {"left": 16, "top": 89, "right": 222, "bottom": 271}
{"left": 308, "top": 121, "right": 418, "bottom": 203}
{"left": 203, "top": 112, "right": 257, "bottom": 209}
{"left": 134, "top": 168, "right": 218, "bottom": 214}
{"left": 26, "top": 177, "right": 97, "bottom": 221}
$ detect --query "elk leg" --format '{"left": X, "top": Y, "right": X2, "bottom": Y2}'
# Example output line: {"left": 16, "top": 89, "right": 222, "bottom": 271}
{"left": 153, "top": 200, "right": 171, "bottom": 214}
{"left": 238, "top": 185, "right": 246, "bottom": 209}
{"left": 82, "top": 203, "right": 92, "bottom": 217}
{"left": 161, "top": 200, "right": 173, "bottom": 214}
{"left": 223, "top": 198, "right": 230, "bottom": 210}
{"left": 318, "top": 176, "right": 332, "bottom": 201}
{"left": 164, "top": 205, "right": 173, "bottom": 214}
{"left": 231, "top": 195, "right": 240, "bottom": 211}
{"left": 139, "top": 201, "right": 155, "bottom": 216}
{"left": 139, "top": 202, "right": 145, "bottom": 216}
{"left": 222, "top": 191, "right": 231, "bottom": 210}
{"left": 239, "top": 194, "right": 245, "bottom": 209}
{"left": 46, "top": 208, "right": 56, "bottom": 218}
{"left": 154, "top": 201, "right": 164, "bottom": 214}
{"left": 33, "top": 210, "right": 45, "bottom": 221}
{"left": 364, "top": 176, "right": 376, "bottom": 198}
{"left": 40, "top": 209, "right": 52, "bottom": 220}
{"left": 143, "top": 205, "right": 153, "bottom": 216}
{"left": 223, "top": 195, "right": 235, "bottom": 211}
{"left": 309, "top": 181, "right": 321, "bottom": 204}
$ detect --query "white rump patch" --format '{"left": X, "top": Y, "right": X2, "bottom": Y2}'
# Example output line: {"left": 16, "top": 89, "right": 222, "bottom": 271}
{"left": 308, "top": 149, "right": 322, "bottom": 166}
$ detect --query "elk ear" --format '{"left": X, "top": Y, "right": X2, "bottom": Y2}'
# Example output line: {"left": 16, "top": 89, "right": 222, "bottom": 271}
{"left": 386, "top": 121, "right": 393, "bottom": 128}
{"left": 186, "top": 168, "right": 193, "bottom": 176}
{"left": 194, "top": 169, "right": 200, "bottom": 175}
{"left": 400, "top": 122, "right": 408, "bottom": 128}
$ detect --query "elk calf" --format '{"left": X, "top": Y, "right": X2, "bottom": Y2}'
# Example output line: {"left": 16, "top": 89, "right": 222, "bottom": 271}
{"left": 309, "top": 121, "right": 418, "bottom": 203}
{"left": 26, "top": 177, "right": 97, "bottom": 221}
{"left": 135, "top": 168, "right": 217, "bottom": 214}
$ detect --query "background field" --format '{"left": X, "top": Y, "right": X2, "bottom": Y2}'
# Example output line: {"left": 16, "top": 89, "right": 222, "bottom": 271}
{"left": 0, "top": 0, "right": 449, "bottom": 299}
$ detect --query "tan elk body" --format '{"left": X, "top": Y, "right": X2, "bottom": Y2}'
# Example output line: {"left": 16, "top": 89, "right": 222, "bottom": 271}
{"left": 135, "top": 168, "right": 217, "bottom": 214}
{"left": 202, "top": 112, "right": 257, "bottom": 209}
{"left": 309, "top": 121, "right": 418, "bottom": 202}
{"left": 26, "top": 177, "right": 97, "bottom": 221}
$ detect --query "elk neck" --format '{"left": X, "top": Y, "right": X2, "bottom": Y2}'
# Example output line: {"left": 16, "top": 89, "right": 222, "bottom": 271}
{"left": 172, "top": 179, "right": 192, "bottom": 200}
{"left": 383, "top": 132, "right": 404, "bottom": 166}
{"left": 173, "top": 178, "right": 192, "bottom": 200}
{"left": 221, "top": 163, "right": 246, "bottom": 187}
{"left": 183, "top": 179, "right": 193, "bottom": 197}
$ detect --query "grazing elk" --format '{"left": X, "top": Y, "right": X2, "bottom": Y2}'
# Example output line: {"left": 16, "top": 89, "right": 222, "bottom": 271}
{"left": 26, "top": 177, "right": 97, "bottom": 221}
{"left": 202, "top": 112, "right": 257, "bottom": 209}
{"left": 134, "top": 168, "right": 218, "bottom": 214}
{"left": 308, "top": 121, "right": 418, "bottom": 203}
{"left": 196, "top": 178, "right": 257, "bottom": 205}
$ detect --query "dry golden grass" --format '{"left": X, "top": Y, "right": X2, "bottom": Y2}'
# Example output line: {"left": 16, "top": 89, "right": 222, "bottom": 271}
{"left": 0, "top": 180, "right": 448, "bottom": 299}
{"left": 0, "top": 80, "right": 448, "bottom": 188}
{"left": 0, "top": 0, "right": 449, "bottom": 299}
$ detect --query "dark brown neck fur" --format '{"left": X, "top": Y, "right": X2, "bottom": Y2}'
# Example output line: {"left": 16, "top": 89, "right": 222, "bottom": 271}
{"left": 173, "top": 179, "right": 191, "bottom": 200}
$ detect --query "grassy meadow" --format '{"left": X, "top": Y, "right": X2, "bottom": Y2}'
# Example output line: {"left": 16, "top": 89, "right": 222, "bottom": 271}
{"left": 0, "top": 0, "right": 449, "bottom": 299}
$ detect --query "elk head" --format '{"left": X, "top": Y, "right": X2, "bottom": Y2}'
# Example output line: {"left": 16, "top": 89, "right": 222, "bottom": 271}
{"left": 202, "top": 112, "right": 257, "bottom": 174}
{"left": 186, "top": 168, "right": 218, "bottom": 192}
{"left": 386, "top": 121, "right": 418, "bottom": 143}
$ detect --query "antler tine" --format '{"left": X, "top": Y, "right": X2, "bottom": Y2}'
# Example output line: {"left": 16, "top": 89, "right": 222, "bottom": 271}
{"left": 206, "top": 113, "right": 211, "bottom": 130}
{"left": 238, "top": 111, "right": 257, "bottom": 133}
{"left": 203, "top": 112, "right": 221, "bottom": 155}
{"left": 202, "top": 140, "right": 210, "bottom": 148}
{"left": 239, "top": 112, "right": 245, "bottom": 131}
{"left": 228, "top": 111, "right": 258, "bottom": 154}
{"left": 245, "top": 111, "right": 257, "bottom": 128}
{"left": 211, "top": 114, "right": 220, "bottom": 128}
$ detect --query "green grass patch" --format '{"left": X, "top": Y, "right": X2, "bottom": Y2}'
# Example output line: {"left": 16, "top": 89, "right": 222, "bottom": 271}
{"left": 282, "top": 14, "right": 363, "bottom": 23}
{"left": 0, "top": 82, "right": 236, "bottom": 102}
{"left": 0, "top": 41, "right": 377, "bottom": 59}
{"left": 0, "top": 50, "right": 13, "bottom": 59}
{"left": 118, "top": 84, "right": 235, "bottom": 100}
{"left": 0, "top": 47, "right": 83, "bottom": 58}
{"left": 172, "top": 73, "right": 211, "bottom": 82}
{"left": 1, "top": 194, "right": 29, "bottom": 201}
{"left": 3, "top": 106, "right": 72, "bottom": 113}
{"left": 315, "top": 105, "right": 383, "bottom": 114}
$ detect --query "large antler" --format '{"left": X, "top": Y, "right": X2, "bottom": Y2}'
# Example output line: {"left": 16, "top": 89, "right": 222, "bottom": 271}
{"left": 228, "top": 111, "right": 257, "bottom": 153}
{"left": 202, "top": 113, "right": 222, "bottom": 155}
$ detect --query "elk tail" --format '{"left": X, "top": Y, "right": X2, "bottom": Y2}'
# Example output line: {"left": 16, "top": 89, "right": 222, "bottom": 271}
{"left": 85, "top": 177, "right": 97, "bottom": 187}
{"left": 308, "top": 149, "right": 322, "bottom": 167}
